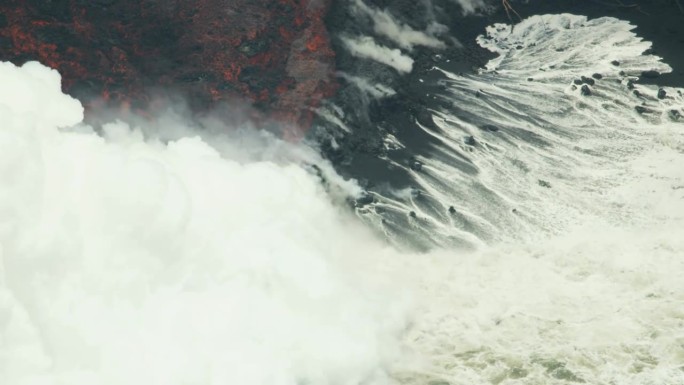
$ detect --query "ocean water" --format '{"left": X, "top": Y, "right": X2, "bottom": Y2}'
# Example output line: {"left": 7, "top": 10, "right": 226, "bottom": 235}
{"left": 1, "top": 13, "right": 683, "bottom": 385}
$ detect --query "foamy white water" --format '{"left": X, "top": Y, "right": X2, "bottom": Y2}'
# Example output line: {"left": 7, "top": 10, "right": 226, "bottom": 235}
{"left": 1, "top": 13, "right": 684, "bottom": 385}
{"left": 390, "top": 14, "right": 684, "bottom": 384}
{"left": 0, "top": 62, "right": 411, "bottom": 385}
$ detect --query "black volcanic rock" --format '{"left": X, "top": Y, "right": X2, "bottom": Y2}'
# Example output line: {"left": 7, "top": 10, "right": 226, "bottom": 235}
{"left": 482, "top": 124, "right": 500, "bottom": 132}
{"left": 355, "top": 192, "right": 374, "bottom": 207}
{"left": 0, "top": 0, "right": 337, "bottom": 132}
{"left": 538, "top": 180, "right": 552, "bottom": 188}
{"left": 635, "top": 105, "right": 651, "bottom": 114}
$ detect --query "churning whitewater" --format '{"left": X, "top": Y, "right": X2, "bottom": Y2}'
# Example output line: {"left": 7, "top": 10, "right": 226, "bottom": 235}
{"left": 1, "top": 13, "right": 684, "bottom": 385}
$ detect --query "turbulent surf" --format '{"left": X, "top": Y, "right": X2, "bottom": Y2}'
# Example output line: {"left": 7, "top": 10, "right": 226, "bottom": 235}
{"left": 1, "top": 8, "right": 683, "bottom": 385}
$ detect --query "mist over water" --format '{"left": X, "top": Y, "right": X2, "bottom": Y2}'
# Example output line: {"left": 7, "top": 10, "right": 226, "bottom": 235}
{"left": 2, "top": 13, "right": 684, "bottom": 385}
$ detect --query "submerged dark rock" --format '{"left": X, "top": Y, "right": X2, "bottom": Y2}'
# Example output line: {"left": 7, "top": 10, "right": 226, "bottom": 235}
{"left": 635, "top": 105, "right": 652, "bottom": 114}
{"left": 581, "top": 76, "right": 595, "bottom": 85}
{"left": 538, "top": 180, "right": 552, "bottom": 188}
{"left": 580, "top": 85, "right": 591, "bottom": 96}
{"left": 410, "top": 161, "right": 423, "bottom": 172}
{"left": 657, "top": 88, "right": 667, "bottom": 99}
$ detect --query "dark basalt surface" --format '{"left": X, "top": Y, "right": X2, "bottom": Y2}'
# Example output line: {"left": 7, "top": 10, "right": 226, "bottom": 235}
{"left": 0, "top": 0, "right": 337, "bottom": 134}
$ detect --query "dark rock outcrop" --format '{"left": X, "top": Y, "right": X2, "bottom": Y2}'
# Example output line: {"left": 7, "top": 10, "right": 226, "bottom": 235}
{"left": 0, "top": 0, "right": 337, "bottom": 133}
{"left": 657, "top": 88, "right": 667, "bottom": 99}
{"left": 581, "top": 85, "right": 592, "bottom": 96}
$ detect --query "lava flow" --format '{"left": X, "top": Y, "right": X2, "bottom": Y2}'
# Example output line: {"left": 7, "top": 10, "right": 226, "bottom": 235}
{"left": 0, "top": 0, "right": 337, "bottom": 135}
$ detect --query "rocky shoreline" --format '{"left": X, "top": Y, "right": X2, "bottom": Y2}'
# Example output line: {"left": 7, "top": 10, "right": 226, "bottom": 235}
{"left": 0, "top": 0, "right": 337, "bottom": 132}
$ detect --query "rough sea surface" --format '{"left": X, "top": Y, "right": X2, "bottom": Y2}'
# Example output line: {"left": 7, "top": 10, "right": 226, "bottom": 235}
{"left": 1, "top": 6, "right": 684, "bottom": 385}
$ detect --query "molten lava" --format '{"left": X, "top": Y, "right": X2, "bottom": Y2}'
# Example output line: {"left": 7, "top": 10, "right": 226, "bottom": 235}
{"left": 0, "top": 0, "right": 337, "bottom": 134}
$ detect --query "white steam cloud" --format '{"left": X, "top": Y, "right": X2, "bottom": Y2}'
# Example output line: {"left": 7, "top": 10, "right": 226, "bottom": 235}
{"left": 341, "top": 36, "right": 414, "bottom": 73}
{"left": 0, "top": 61, "right": 410, "bottom": 385}
{"left": 3, "top": 11, "right": 684, "bottom": 384}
